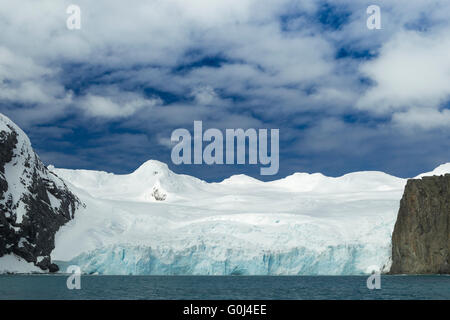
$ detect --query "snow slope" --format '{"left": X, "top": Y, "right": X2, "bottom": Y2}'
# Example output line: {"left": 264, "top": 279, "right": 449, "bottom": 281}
{"left": 47, "top": 160, "right": 450, "bottom": 275}
{"left": 415, "top": 163, "right": 450, "bottom": 178}
{"left": 0, "top": 254, "right": 41, "bottom": 274}
{"left": 0, "top": 113, "right": 81, "bottom": 273}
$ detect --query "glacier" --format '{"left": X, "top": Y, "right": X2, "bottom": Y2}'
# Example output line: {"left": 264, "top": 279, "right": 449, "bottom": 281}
{"left": 57, "top": 242, "right": 392, "bottom": 276}
{"left": 49, "top": 160, "right": 450, "bottom": 275}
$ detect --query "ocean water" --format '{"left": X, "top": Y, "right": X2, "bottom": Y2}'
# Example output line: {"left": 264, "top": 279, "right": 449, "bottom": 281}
{"left": 0, "top": 275, "right": 448, "bottom": 300}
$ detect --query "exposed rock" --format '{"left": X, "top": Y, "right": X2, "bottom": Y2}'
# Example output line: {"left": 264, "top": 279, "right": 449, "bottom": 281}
{"left": 390, "top": 174, "right": 449, "bottom": 274}
{"left": 0, "top": 113, "right": 83, "bottom": 272}
{"left": 151, "top": 186, "right": 167, "bottom": 201}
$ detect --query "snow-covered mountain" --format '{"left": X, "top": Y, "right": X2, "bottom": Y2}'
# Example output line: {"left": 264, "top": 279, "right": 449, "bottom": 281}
{"left": 0, "top": 114, "right": 83, "bottom": 273}
{"left": 1, "top": 112, "right": 449, "bottom": 275}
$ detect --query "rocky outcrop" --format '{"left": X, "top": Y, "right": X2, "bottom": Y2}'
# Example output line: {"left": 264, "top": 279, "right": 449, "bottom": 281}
{"left": 390, "top": 174, "right": 449, "bottom": 274}
{"left": 151, "top": 186, "right": 167, "bottom": 201}
{"left": 0, "top": 113, "right": 83, "bottom": 272}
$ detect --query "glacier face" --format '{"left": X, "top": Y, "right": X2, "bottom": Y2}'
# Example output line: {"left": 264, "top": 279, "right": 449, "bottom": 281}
{"left": 58, "top": 242, "right": 392, "bottom": 275}
{"left": 46, "top": 159, "right": 433, "bottom": 275}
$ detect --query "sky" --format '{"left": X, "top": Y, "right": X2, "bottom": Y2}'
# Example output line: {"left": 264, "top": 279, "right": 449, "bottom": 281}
{"left": 1, "top": 0, "right": 450, "bottom": 181}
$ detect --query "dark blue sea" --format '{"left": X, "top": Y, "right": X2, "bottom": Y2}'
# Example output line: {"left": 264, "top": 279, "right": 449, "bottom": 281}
{"left": 0, "top": 275, "right": 448, "bottom": 300}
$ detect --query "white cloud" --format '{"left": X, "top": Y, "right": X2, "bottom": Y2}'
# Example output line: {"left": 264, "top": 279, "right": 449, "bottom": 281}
{"left": 190, "top": 86, "right": 218, "bottom": 105}
{"left": 1, "top": 0, "right": 450, "bottom": 132}
{"left": 393, "top": 108, "right": 450, "bottom": 130}
{"left": 1, "top": 0, "right": 450, "bottom": 177}
{"left": 0, "top": 46, "right": 73, "bottom": 125}
{"left": 0, "top": 47, "right": 65, "bottom": 106}
{"left": 358, "top": 30, "right": 450, "bottom": 114}
{"left": 79, "top": 89, "right": 161, "bottom": 118}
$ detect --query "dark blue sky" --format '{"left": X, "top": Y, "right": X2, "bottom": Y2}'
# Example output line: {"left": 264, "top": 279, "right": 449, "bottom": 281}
{"left": 1, "top": 0, "right": 450, "bottom": 181}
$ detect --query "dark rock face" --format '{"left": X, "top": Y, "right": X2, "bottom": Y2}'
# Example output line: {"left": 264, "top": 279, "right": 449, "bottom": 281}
{"left": 390, "top": 175, "right": 449, "bottom": 274}
{"left": 0, "top": 114, "right": 83, "bottom": 272}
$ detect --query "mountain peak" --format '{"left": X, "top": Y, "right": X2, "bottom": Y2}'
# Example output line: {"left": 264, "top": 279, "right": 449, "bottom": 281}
{"left": 0, "top": 113, "right": 33, "bottom": 158}
{"left": 0, "top": 113, "right": 83, "bottom": 272}
{"left": 132, "top": 159, "right": 171, "bottom": 176}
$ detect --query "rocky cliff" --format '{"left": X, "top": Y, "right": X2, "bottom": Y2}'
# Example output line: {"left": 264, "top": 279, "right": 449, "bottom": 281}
{"left": 0, "top": 113, "right": 83, "bottom": 272}
{"left": 390, "top": 174, "right": 449, "bottom": 274}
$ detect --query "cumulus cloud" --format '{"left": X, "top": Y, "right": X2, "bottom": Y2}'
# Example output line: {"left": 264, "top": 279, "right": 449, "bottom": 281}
{"left": 78, "top": 86, "right": 161, "bottom": 118}
{"left": 0, "top": 46, "right": 73, "bottom": 125}
{"left": 1, "top": 0, "right": 450, "bottom": 177}
{"left": 190, "top": 86, "right": 218, "bottom": 105}
{"left": 393, "top": 108, "right": 450, "bottom": 130}
{"left": 0, "top": 0, "right": 346, "bottom": 124}
{"left": 358, "top": 30, "right": 450, "bottom": 116}
{"left": 79, "top": 94, "right": 156, "bottom": 118}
